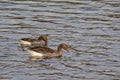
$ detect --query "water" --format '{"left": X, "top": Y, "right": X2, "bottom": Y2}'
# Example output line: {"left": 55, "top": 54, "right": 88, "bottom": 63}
{"left": 0, "top": 0, "right": 120, "bottom": 80}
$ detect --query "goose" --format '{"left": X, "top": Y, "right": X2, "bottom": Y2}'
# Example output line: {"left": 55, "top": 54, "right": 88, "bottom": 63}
{"left": 27, "top": 43, "right": 70, "bottom": 58}
{"left": 19, "top": 35, "right": 48, "bottom": 50}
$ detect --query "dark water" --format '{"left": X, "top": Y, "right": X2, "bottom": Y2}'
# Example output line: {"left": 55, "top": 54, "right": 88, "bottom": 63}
{"left": 0, "top": 0, "right": 120, "bottom": 80}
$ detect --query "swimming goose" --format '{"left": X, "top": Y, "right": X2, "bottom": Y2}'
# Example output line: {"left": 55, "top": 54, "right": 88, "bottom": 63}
{"left": 19, "top": 35, "right": 48, "bottom": 50}
{"left": 27, "top": 43, "right": 70, "bottom": 58}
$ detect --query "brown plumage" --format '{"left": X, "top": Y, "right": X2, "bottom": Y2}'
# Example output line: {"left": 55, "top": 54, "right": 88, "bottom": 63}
{"left": 27, "top": 43, "right": 70, "bottom": 58}
{"left": 19, "top": 35, "right": 48, "bottom": 50}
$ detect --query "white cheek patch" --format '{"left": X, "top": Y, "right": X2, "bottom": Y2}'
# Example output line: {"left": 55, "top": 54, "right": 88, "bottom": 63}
{"left": 27, "top": 50, "right": 43, "bottom": 57}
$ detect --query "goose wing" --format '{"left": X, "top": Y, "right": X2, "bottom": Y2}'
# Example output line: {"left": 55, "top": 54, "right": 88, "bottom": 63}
{"left": 30, "top": 46, "right": 55, "bottom": 54}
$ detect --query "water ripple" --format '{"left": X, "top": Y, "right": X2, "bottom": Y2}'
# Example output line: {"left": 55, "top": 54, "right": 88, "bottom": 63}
{"left": 0, "top": 0, "right": 120, "bottom": 80}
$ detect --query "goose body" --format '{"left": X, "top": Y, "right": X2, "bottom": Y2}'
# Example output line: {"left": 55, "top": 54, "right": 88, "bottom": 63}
{"left": 19, "top": 35, "right": 48, "bottom": 50}
{"left": 27, "top": 43, "right": 70, "bottom": 58}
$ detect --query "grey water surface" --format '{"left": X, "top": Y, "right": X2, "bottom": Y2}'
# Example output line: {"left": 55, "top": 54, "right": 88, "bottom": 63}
{"left": 0, "top": 0, "right": 120, "bottom": 80}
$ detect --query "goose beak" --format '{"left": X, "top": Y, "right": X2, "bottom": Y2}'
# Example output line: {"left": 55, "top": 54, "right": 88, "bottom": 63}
{"left": 66, "top": 48, "right": 70, "bottom": 52}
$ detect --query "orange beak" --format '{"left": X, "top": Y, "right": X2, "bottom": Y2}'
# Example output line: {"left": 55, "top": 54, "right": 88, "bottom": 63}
{"left": 66, "top": 48, "right": 70, "bottom": 52}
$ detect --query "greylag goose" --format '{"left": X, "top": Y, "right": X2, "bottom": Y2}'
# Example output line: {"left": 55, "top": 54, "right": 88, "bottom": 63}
{"left": 27, "top": 43, "right": 70, "bottom": 58}
{"left": 19, "top": 35, "right": 48, "bottom": 50}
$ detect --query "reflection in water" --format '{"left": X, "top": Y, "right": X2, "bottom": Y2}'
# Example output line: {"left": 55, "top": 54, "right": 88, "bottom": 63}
{"left": 29, "top": 56, "right": 43, "bottom": 61}
{"left": 0, "top": 0, "right": 120, "bottom": 80}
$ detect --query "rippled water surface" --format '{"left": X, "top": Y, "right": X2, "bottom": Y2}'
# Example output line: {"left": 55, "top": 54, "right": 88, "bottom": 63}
{"left": 0, "top": 0, "right": 120, "bottom": 80}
